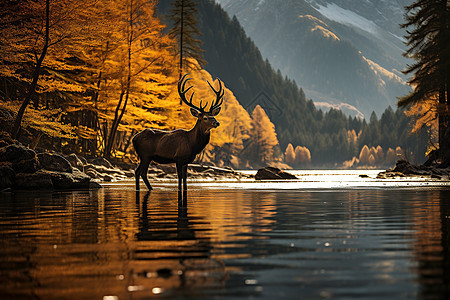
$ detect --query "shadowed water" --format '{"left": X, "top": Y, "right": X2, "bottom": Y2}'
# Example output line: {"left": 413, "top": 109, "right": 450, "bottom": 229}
{"left": 1, "top": 182, "right": 450, "bottom": 299}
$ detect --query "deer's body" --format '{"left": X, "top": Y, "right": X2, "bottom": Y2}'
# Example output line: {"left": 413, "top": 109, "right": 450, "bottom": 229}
{"left": 133, "top": 125, "right": 210, "bottom": 166}
{"left": 133, "top": 74, "right": 223, "bottom": 201}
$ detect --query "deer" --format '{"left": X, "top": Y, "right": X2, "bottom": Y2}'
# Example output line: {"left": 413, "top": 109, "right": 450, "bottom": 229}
{"left": 132, "top": 74, "right": 224, "bottom": 201}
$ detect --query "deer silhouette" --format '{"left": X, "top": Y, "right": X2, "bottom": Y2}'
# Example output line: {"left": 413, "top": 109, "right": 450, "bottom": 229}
{"left": 132, "top": 74, "right": 224, "bottom": 201}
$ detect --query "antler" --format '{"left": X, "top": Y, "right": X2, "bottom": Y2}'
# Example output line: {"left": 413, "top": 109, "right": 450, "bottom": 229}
{"left": 207, "top": 78, "right": 224, "bottom": 112}
{"left": 178, "top": 74, "right": 208, "bottom": 112}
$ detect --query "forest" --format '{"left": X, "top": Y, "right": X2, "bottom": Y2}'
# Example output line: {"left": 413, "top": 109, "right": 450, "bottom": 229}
{"left": 0, "top": 0, "right": 433, "bottom": 169}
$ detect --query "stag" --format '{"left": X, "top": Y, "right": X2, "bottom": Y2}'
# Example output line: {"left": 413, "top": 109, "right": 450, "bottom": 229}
{"left": 132, "top": 74, "right": 224, "bottom": 200}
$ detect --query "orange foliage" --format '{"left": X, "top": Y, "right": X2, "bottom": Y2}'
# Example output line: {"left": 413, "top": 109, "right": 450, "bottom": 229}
{"left": 294, "top": 146, "right": 311, "bottom": 164}
{"left": 284, "top": 143, "right": 296, "bottom": 164}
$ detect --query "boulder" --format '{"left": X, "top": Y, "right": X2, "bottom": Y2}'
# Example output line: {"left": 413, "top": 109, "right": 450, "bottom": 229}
{"left": 65, "top": 153, "right": 85, "bottom": 170}
{"left": 156, "top": 163, "right": 177, "bottom": 174}
{"left": 15, "top": 170, "right": 53, "bottom": 189}
{"left": 0, "top": 131, "right": 16, "bottom": 148}
{"left": 15, "top": 169, "right": 91, "bottom": 190}
{"left": 378, "top": 159, "right": 450, "bottom": 178}
{"left": 392, "top": 160, "right": 430, "bottom": 176}
{"left": 189, "top": 164, "right": 236, "bottom": 176}
{"left": 0, "top": 162, "right": 15, "bottom": 190}
{"left": 255, "top": 166, "right": 297, "bottom": 180}
{"left": 0, "top": 144, "right": 38, "bottom": 173}
{"left": 89, "top": 157, "right": 114, "bottom": 169}
{"left": 37, "top": 152, "right": 73, "bottom": 173}
{"left": 48, "top": 169, "right": 91, "bottom": 189}
{"left": 0, "top": 143, "right": 36, "bottom": 162}
{"left": 89, "top": 181, "right": 103, "bottom": 189}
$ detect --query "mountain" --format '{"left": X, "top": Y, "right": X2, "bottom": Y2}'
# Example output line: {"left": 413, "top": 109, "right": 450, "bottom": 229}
{"left": 156, "top": 0, "right": 426, "bottom": 165}
{"left": 215, "top": 0, "right": 412, "bottom": 118}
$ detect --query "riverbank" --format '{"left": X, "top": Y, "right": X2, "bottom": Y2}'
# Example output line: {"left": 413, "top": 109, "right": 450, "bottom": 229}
{"left": 0, "top": 132, "right": 253, "bottom": 191}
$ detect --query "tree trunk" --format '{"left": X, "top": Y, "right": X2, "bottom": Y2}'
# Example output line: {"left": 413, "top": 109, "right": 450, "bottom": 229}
{"left": 11, "top": 0, "right": 50, "bottom": 139}
{"left": 104, "top": 0, "right": 134, "bottom": 159}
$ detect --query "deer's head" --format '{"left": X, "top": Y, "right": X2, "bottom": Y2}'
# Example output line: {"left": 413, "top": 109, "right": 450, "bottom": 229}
{"left": 178, "top": 74, "right": 224, "bottom": 133}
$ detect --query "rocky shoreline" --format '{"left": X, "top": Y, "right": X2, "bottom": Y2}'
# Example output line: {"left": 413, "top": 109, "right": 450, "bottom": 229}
{"left": 4, "top": 131, "right": 448, "bottom": 192}
{"left": 0, "top": 133, "right": 254, "bottom": 191}
{"left": 377, "top": 159, "right": 450, "bottom": 180}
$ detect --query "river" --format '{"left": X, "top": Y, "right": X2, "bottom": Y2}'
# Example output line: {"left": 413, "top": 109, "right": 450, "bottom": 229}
{"left": 1, "top": 170, "right": 449, "bottom": 299}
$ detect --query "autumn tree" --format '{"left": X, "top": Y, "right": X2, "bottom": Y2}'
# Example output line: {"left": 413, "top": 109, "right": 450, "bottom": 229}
{"left": 169, "top": 0, "right": 206, "bottom": 75}
{"left": 398, "top": 0, "right": 450, "bottom": 164}
{"left": 247, "top": 105, "right": 279, "bottom": 165}
{"left": 294, "top": 146, "right": 311, "bottom": 165}
{"left": 99, "top": 0, "right": 176, "bottom": 158}
{"left": 0, "top": 0, "right": 101, "bottom": 139}
{"left": 284, "top": 143, "right": 296, "bottom": 165}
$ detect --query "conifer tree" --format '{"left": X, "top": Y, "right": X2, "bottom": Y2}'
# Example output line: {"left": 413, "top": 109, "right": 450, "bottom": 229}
{"left": 168, "top": 0, "right": 206, "bottom": 76}
{"left": 399, "top": 0, "right": 450, "bottom": 162}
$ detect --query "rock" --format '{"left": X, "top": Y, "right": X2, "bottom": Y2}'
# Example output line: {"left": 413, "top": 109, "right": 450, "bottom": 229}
{"left": 0, "top": 143, "right": 35, "bottom": 162}
{"left": 0, "top": 144, "right": 38, "bottom": 173}
{"left": 15, "top": 169, "right": 91, "bottom": 190}
{"left": 89, "top": 181, "right": 103, "bottom": 189}
{"left": 84, "top": 168, "right": 100, "bottom": 179}
{"left": 376, "top": 171, "right": 405, "bottom": 179}
{"left": 378, "top": 159, "right": 450, "bottom": 178}
{"left": 123, "top": 170, "right": 134, "bottom": 177}
{"left": 431, "top": 173, "right": 442, "bottom": 179}
{"left": 255, "top": 166, "right": 297, "bottom": 180}
{"left": 359, "top": 174, "right": 370, "bottom": 178}
{"left": 47, "top": 169, "right": 91, "bottom": 189}
{"left": 392, "top": 159, "right": 431, "bottom": 176}
{"left": 77, "top": 155, "right": 88, "bottom": 165}
{"left": 93, "top": 164, "right": 125, "bottom": 176}
{"left": 65, "top": 153, "right": 84, "bottom": 171}
{"left": 0, "top": 162, "right": 15, "bottom": 190}
{"left": 156, "top": 163, "right": 177, "bottom": 174}
{"left": 102, "top": 174, "right": 114, "bottom": 182}
{"left": 37, "top": 152, "right": 73, "bottom": 173}
{"left": 15, "top": 170, "right": 53, "bottom": 189}
{"left": 0, "top": 131, "right": 16, "bottom": 147}
{"left": 189, "top": 164, "right": 236, "bottom": 176}
{"left": 89, "top": 157, "right": 114, "bottom": 169}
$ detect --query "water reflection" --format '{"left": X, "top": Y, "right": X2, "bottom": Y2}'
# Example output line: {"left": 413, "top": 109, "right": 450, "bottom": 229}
{"left": 0, "top": 187, "right": 450, "bottom": 299}
{"left": 132, "top": 191, "right": 226, "bottom": 297}
{"left": 412, "top": 189, "right": 450, "bottom": 299}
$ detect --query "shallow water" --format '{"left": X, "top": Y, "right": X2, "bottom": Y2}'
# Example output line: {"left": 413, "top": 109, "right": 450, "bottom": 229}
{"left": 1, "top": 173, "right": 450, "bottom": 299}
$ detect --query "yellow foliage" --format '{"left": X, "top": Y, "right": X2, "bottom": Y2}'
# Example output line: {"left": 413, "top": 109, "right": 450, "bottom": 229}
{"left": 385, "top": 148, "right": 397, "bottom": 165}
{"left": 284, "top": 143, "right": 296, "bottom": 164}
{"left": 347, "top": 129, "right": 358, "bottom": 144}
{"left": 0, "top": 100, "right": 76, "bottom": 139}
{"left": 294, "top": 146, "right": 311, "bottom": 164}
{"left": 187, "top": 67, "right": 252, "bottom": 149}
{"left": 250, "top": 105, "right": 279, "bottom": 163}
{"left": 359, "top": 145, "right": 371, "bottom": 164}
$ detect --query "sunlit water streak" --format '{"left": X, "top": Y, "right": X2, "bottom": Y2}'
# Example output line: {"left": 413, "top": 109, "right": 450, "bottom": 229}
{"left": 1, "top": 171, "right": 449, "bottom": 300}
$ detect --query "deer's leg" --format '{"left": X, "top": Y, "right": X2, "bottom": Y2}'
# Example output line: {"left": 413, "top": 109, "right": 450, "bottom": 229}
{"left": 176, "top": 163, "right": 183, "bottom": 203}
{"left": 176, "top": 163, "right": 183, "bottom": 191}
{"left": 182, "top": 164, "right": 188, "bottom": 191}
{"left": 135, "top": 163, "right": 142, "bottom": 191}
{"left": 140, "top": 159, "right": 153, "bottom": 191}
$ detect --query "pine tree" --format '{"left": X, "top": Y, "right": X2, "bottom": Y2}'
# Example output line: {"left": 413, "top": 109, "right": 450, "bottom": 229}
{"left": 398, "top": 0, "right": 450, "bottom": 163}
{"left": 169, "top": 0, "right": 206, "bottom": 76}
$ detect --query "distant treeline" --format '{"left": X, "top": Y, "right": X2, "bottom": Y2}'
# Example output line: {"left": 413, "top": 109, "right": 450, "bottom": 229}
{"left": 159, "top": 0, "right": 428, "bottom": 166}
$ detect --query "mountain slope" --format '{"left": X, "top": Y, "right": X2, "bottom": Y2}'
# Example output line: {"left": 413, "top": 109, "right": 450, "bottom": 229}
{"left": 156, "top": 0, "right": 426, "bottom": 165}
{"left": 216, "top": 0, "right": 411, "bottom": 118}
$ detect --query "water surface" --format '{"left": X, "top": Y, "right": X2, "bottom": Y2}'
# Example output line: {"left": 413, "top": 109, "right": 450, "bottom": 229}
{"left": 1, "top": 174, "right": 450, "bottom": 299}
